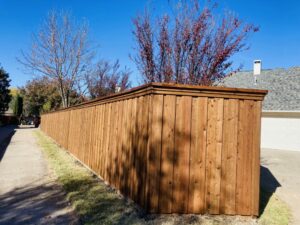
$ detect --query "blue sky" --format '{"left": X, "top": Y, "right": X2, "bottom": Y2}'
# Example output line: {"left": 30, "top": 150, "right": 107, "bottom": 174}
{"left": 0, "top": 0, "right": 300, "bottom": 87}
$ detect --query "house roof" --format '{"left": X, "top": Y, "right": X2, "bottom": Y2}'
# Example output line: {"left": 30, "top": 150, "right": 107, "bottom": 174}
{"left": 222, "top": 67, "right": 300, "bottom": 110}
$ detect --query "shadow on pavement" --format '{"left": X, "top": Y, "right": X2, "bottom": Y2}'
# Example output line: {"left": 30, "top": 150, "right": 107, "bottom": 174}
{"left": 0, "top": 125, "right": 17, "bottom": 162}
{"left": 259, "top": 165, "right": 281, "bottom": 216}
{"left": 0, "top": 181, "right": 78, "bottom": 225}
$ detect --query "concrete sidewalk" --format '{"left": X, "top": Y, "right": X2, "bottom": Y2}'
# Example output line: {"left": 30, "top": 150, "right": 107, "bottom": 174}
{"left": 0, "top": 126, "right": 78, "bottom": 225}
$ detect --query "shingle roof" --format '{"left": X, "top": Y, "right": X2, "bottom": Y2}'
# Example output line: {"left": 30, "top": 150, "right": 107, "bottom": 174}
{"left": 221, "top": 67, "right": 300, "bottom": 110}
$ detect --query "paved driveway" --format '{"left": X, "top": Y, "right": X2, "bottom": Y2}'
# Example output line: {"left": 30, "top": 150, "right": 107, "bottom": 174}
{"left": 0, "top": 126, "right": 78, "bottom": 225}
{"left": 261, "top": 149, "right": 300, "bottom": 225}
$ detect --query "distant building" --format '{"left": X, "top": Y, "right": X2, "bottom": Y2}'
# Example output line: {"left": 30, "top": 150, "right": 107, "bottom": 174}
{"left": 222, "top": 67, "right": 300, "bottom": 110}
{"left": 222, "top": 65, "right": 300, "bottom": 151}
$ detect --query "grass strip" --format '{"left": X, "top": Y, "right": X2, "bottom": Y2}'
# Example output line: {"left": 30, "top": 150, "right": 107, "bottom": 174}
{"left": 258, "top": 188, "right": 291, "bottom": 225}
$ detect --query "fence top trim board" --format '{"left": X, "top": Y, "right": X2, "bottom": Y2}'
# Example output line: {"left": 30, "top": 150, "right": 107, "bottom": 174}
{"left": 43, "top": 82, "right": 268, "bottom": 114}
{"left": 262, "top": 110, "right": 300, "bottom": 118}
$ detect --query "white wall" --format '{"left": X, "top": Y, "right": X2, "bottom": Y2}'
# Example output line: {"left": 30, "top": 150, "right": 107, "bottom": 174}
{"left": 261, "top": 111, "right": 300, "bottom": 151}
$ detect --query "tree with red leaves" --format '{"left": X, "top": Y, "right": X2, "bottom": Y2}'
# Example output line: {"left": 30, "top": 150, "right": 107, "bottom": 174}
{"left": 84, "top": 60, "right": 131, "bottom": 99}
{"left": 132, "top": 1, "right": 258, "bottom": 86}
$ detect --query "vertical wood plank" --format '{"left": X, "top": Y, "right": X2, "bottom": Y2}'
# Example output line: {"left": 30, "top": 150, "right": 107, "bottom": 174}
{"left": 145, "top": 95, "right": 153, "bottom": 210}
{"left": 91, "top": 106, "right": 99, "bottom": 171}
{"left": 93, "top": 105, "right": 101, "bottom": 172}
{"left": 116, "top": 100, "right": 124, "bottom": 190}
{"left": 104, "top": 103, "right": 112, "bottom": 181}
{"left": 110, "top": 101, "right": 119, "bottom": 187}
{"left": 172, "top": 96, "right": 192, "bottom": 213}
{"left": 120, "top": 100, "right": 129, "bottom": 194}
{"left": 98, "top": 104, "right": 106, "bottom": 176}
{"left": 140, "top": 95, "right": 149, "bottom": 208}
{"left": 252, "top": 101, "right": 262, "bottom": 216}
{"left": 124, "top": 99, "right": 132, "bottom": 196}
{"left": 236, "top": 100, "right": 254, "bottom": 215}
{"left": 147, "top": 94, "right": 163, "bottom": 213}
{"left": 130, "top": 98, "right": 138, "bottom": 200}
{"left": 220, "top": 99, "right": 238, "bottom": 214}
{"left": 188, "top": 97, "right": 208, "bottom": 213}
{"left": 67, "top": 110, "right": 74, "bottom": 153}
{"left": 205, "top": 98, "right": 223, "bottom": 214}
{"left": 158, "top": 95, "right": 176, "bottom": 213}
{"left": 135, "top": 96, "right": 143, "bottom": 204}
{"left": 86, "top": 107, "right": 95, "bottom": 167}
{"left": 108, "top": 102, "right": 116, "bottom": 185}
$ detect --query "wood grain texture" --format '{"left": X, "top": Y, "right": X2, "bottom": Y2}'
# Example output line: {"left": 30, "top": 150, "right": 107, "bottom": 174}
{"left": 40, "top": 83, "right": 265, "bottom": 216}
{"left": 220, "top": 99, "right": 238, "bottom": 214}
{"left": 188, "top": 97, "right": 208, "bottom": 213}
{"left": 140, "top": 95, "right": 149, "bottom": 208}
{"left": 172, "top": 96, "right": 192, "bottom": 213}
{"left": 147, "top": 94, "right": 163, "bottom": 213}
{"left": 205, "top": 98, "right": 223, "bottom": 214}
{"left": 159, "top": 95, "right": 176, "bottom": 213}
{"left": 252, "top": 101, "right": 262, "bottom": 216}
{"left": 236, "top": 100, "right": 254, "bottom": 215}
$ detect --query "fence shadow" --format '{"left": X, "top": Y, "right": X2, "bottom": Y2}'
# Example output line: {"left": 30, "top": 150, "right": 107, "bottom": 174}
{"left": 259, "top": 165, "right": 281, "bottom": 216}
{"left": 0, "top": 181, "right": 78, "bottom": 225}
{"left": 0, "top": 125, "right": 17, "bottom": 161}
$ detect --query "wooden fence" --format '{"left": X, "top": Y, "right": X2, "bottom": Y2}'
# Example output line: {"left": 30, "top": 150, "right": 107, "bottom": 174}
{"left": 41, "top": 83, "right": 267, "bottom": 216}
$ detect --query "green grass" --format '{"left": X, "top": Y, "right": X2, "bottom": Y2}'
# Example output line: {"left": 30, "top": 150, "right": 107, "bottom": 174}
{"left": 258, "top": 188, "right": 291, "bottom": 225}
{"left": 35, "top": 130, "right": 292, "bottom": 225}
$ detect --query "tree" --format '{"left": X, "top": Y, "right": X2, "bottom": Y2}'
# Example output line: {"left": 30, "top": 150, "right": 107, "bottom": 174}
{"left": 84, "top": 60, "right": 131, "bottom": 99}
{"left": 20, "top": 77, "right": 62, "bottom": 115}
{"left": 12, "top": 94, "right": 23, "bottom": 116}
{"left": 0, "top": 67, "right": 11, "bottom": 113}
{"left": 132, "top": 1, "right": 258, "bottom": 85}
{"left": 18, "top": 11, "right": 93, "bottom": 107}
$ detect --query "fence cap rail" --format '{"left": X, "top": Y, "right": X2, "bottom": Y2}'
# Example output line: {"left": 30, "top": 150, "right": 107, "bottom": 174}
{"left": 42, "top": 82, "right": 268, "bottom": 115}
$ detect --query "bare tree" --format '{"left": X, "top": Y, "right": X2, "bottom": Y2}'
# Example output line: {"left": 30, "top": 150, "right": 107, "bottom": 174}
{"left": 18, "top": 11, "right": 93, "bottom": 107}
{"left": 132, "top": 1, "right": 258, "bottom": 85}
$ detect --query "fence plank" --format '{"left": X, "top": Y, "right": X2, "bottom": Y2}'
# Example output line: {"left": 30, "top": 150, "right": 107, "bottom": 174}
{"left": 172, "top": 96, "right": 192, "bottom": 213}
{"left": 98, "top": 104, "right": 106, "bottom": 176}
{"left": 130, "top": 98, "right": 138, "bottom": 200}
{"left": 140, "top": 95, "right": 149, "bottom": 208}
{"left": 159, "top": 95, "right": 176, "bottom": 213}
{"left": 111, "top": 101, "right": 119, "bottom": 188}
{"left": 188, "top": 97, "right": 208, "bottom": 213}
{"left": 147, "top": 94, "right": 163, "bottom": 213}
{"left": 252, "top": 101, "right": 262, "bottom": 216}
{"left": 236, "top": 100, "right": 254, "bottom": 215}
{"left": 135, "top": 96, "right": 143, "bottom": 204}
{"left": 220, "top": 99, "right": 238, "bottom": 214}
{"left": 108, "top": 102, "right": 116, "bottom": 186}
{"left": 116, "top": 100, "right": 124, "bottom": 190}
{"left": 205, "top": 98, "right": 223, "bottom": 214}
{"left": 120, "top": 100, "right": 129, "bottom": 194}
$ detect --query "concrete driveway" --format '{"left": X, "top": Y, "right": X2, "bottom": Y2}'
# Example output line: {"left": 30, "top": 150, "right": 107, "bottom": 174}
{"left": 261, "top": 149, "right": 300, "bottom": 225}
{"left": 0, "top": 126, "right": 78, "bottom": 225}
